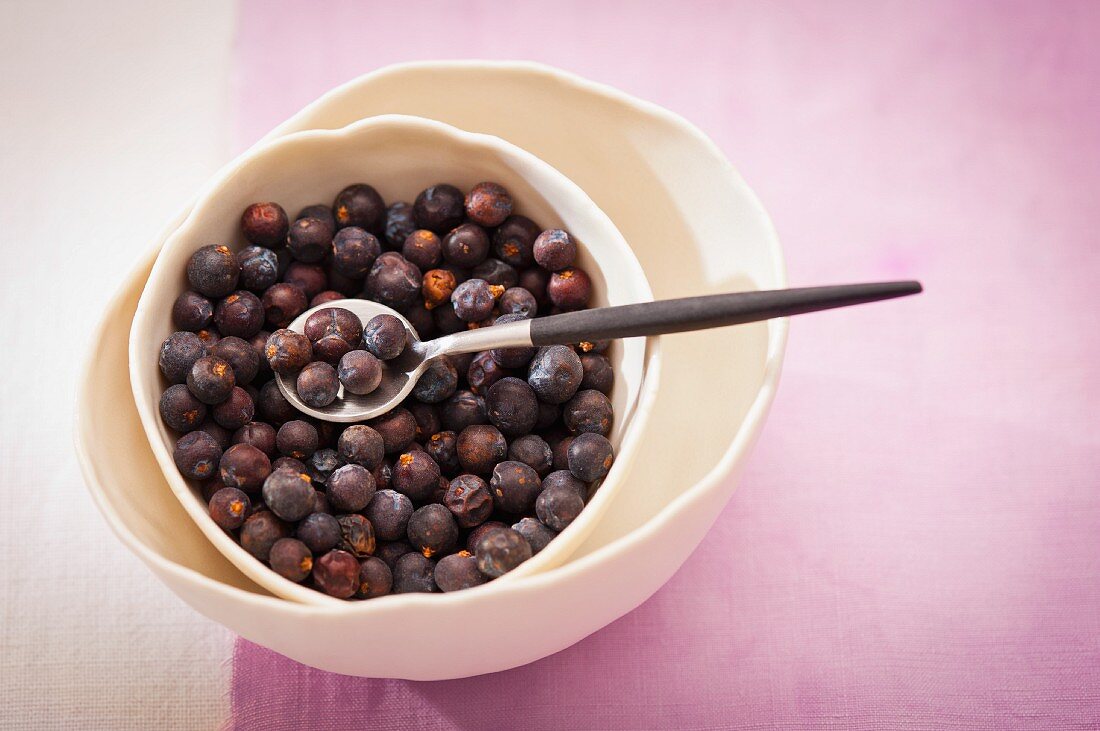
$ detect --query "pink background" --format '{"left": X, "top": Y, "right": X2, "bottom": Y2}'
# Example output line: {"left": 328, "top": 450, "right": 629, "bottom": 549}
{"left": 229, "top": 1, "right": 1100, "bottom": 728}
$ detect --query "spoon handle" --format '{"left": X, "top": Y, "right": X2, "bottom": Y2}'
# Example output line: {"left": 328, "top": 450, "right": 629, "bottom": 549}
{"left": 528, "top": 281, "right": 922, "bottom": 345}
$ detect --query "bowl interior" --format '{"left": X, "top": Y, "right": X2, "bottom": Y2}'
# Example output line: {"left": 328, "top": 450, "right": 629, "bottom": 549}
{"left": 129, "top": 114, "right": 656, "bottom": 604}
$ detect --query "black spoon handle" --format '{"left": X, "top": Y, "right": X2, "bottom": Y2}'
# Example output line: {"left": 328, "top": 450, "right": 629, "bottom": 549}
{"left": 529, "top": 280, "right": 922, "bottom": 345}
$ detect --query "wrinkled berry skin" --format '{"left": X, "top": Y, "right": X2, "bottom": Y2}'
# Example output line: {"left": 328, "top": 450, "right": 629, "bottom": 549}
{"left": 527, "top": 345, "right": 583, "bottom": 404}
{"left": 471, "top": 258, "right": 518, "bottom": 289}
{"left": 172, "top": 291, "right": 214, "bottom": 331}
{"left": 173, "top": 430, "right": 222, "bottom": 480}
{"left": 384, "top": 201, "right": 417, "bottom": 249}
{"left": 475, "top": 528, "right": 532, "bottom": 577}
{"left": 548, "top": 267, "right": 592, "bottom": 310}
{"left": 512, "top": 517, "right": 556, "bottom": 555}
{"left": 283, "top": 262, "right": 327, "bottom": 299}
{"left": 489, "top": 460, "right": 542, "bottom": 514}
{"left": 362, "top": 313, "right": 407, "bottom": 360}
{"left": 262, "top": 467, "right": 315, "bottom": 522}
{"left": 365, "top": 252, "right": 422, "bottom": 310}
{"left": 492, "top": 215, "right": 540, "bottom": 268}
{"left": 413, "top": 184, "right": 464, "bottom": 233}
{"left": 392, "top": 450, "right": 442, "bottom": 502}
{"left": 334, "top": 183, "right": 385, "bottom": 232}
{"left": 442, "top": 390, "right": 487, "bottom": 433}
{"left": 413, "top": 358, "right": 458, "bottom": 404}
{"left": 442, "top": 223, "right": 491, "bottom": 268}
{"left": 456, "top": 424, "right": 507, "bottom": 475}
{"left": 357, "top": 556, "right": 393, "bottom": 598}
{"left": 508, "top": 434, "right": 554, "bottom": 476}
{"left": 365, "top": 489, "right": 414, "bottom": 541}
{"left": 563, "top": 389, "right": 614, "bottom": 436}
{"left": 313, "top": 549, "right": 360, "bottom": 598}
{"left": 337, "top": 425, "right": 385, "bottom": 469}
{"left": 338, "top": 350, "right": 383, "bottom": 395}
{"left": 238, "top": 246, "right": 280, "bottom": 292}
{"left": 187, "top": 356, "right": 236, "bottom": 405}
{"left": 393, "top": 552, "right": 437, "bottom": 593}
{"left": 307, "top": 447, "right": 342, "bottom": 481}
{"left": 276, "top": 420, "right": 319, "bottom": 459}
{"left": 567, "top": 432, "right": 615, "bottom": 481}
{"left": 368, "top": 407, "right": 417, "bottom": 454}
{"left": 425, "top": 431, "right": 459, "bottom": 474}
{"left": 187, "top": 245, "right": 239, "bottom": 298}
{"left": 241, "top": 202, "right": 289, "bottom": 247}
{"left": 464, "top": 182, "right": 513, "bottom": 227}
{"left": 579, "top": 353, "right": 614, "bottom": 395}
{"left": 327, "top": 464, "right": 376, "bottom": 512}
{"left": 536, "top": 482, "right": 585, "bottom": 531}
{"left": 261, "top": 283, "right": 308, "bottom": 329}
{"left": 422, "top": 268, "right": 457, "bottom": 310}
{"left": 434, "top": 551, "right": 488, "bottom": 592}
{"left": 240, "top": 511, "right": 290, "bottom": 562}
{"left": 402, "top": 229, "right": 443, "bottom": 271}
{"left": 269, "top": 537, "right": 313, "bottom": 583}
{"left": 443, "top": 474, "right": 493, "bottom": 528}
{"left": 160, "top": 384, "right": 206, "bottom": 433}
{"left": 212, "top": 386, "right": 255, "bottom": 429}
{"left": 485, "top": 377, "right": 539, "bottom": 437}
{"left": 265, "top": 329, "right": 312, "bottom": 375}
{"left": 214, "top": 290, "right": 265, "bottom": 338}
{"left": 467, "top": 351, "right": 510, "bottom": 395}
{"left": 499, "top": 287, "right": 537, "bottom": 318}
{"left": 287, "top": 217, "right": 333, "bottom": 263}
{"left": 209, "top": 487, "right": 251, "bottom": 531}
{"left": 296, "top": 361, "right": 339, "bottom": 408}
{"left": 533, "top": 229, "right": 578, "bottom": 272}
{"left": 451, "top": 278, "right": 502, "bottom": 322}
{"left": 211, "top": 336, "right": 260, "bottom": 386}
{"left": 337, "top": 513, "right": 376, "bottom": 557}
{"left": 159, "top": 331, "right": 207, "bottom": 384}
{"left": 233, "top": 421, "right": 277, "bottom": 458}
{"left": 296, "top": 512, "right": 342, "bottom": 554}
{"left": 407, "top": 504, "right": 458, "bottom": 558}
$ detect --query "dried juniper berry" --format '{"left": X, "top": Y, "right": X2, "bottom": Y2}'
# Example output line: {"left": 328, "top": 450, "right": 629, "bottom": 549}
{"left": 512, "top": 517, "right": 556, "bottom": 555}
{"left": 327, "top": 464, "right": 376, "bottom": 512}
{"left": 172, "top": 430, "right": 221, "bottom": 480}
{"left": 159, "top": 331, "right": 207, "bottom": 384}
{"left": 306, "top": 448, "right": 343, "bottom": 485}
{"left": 567, "top": 432, "right": 614, "bottom": 482}
{"left": 542, "top": 469, "right": 588, "bottom": 501}
{"left": 563, "top": 389, "right": 614, "bottom": 436}
{"left": 209, "top": 487, "right": 251, "bottom": 531}
{"left": 442, "top": 223, "right": 491, "bottom": 268}
{"left": 273, "top": 456, "right": 307, "bottom": 473}
{"left": 407, "top": 504, "right": 458, "bottom": 558}
{"left": 518, "top": 267, "right": 551, "bottom": 310}
{"left": 212, "top": 386, "right": 255, "bottom": 429}
{"left": 392, "top": 450, "right": 442, "bottom": 502}
{"left": 199, "top": 418, "right": 232, "bottom": 450}
{"left": 433, "top": 299, "right": 466, "bottom": 334}
{"left": 296, "top": 361, "right": 339, "bottom": 408}
{"left": 337, "top": 424, "right": 385, "bottom": 469}
{"left": 310, "top": 487, "right": 330, "bottom": 515}
{"left": 257, "top": 380, "right": 297, "bottom": 425}
{"left": 456, "top": 424, "right": 507, "bottom": 475}
{"left": 357, "top": 556, "right": 393, "bottom": 598}
{"left": 187, "top": 245, "right": 239, "bottom": 298}
{"left": 331, "top": 226, "right": 381, "bottom": 278}
{"left": 434, "top": 551, "right": 487, "bottom": 592}
{"left": 337, "top": 513, "right": 376, "bottom": 557}
{"left": 485, "top": 377, "right": 539, "bottom": 437}
{"left": 283, "top": 261, "right": 327, "bottom": 299}
{"left": 364, "top": 489, "right": 414, "bottom": 542}
{"left": 232, "top": 421, "right": 277, "bottom": 458}
{"left": 311, "top": 290, "right": 345, "bottom": 307}
{"left": 172, "top": 290, "right": 214, "bottom": 331}
{"left": 304, "top": 307, "right": 363, "bottom": 363}
{"left": 449, "top": 351, "right": 476, "bottom": 379}
{"left": 238, "top": 246, "right": 280, "bottom": 292}
{"left": 412, "top": 358, "right": 458, "bottom": 404}
{"left": 443, "top": 474, "right": 493, "bottom": 528}
{"left": 264, "top": 329, "right": 312, "bottom": 375}
{"left": 159, "top": 384, "right": 206, "bottom": 433}
{"left": 241, "top": 202, "right": 289, "bottom": 247}
{"left": 364, "top": 251, "right": 422, "bottom": 310}
{"left": 262, "top": 467, "right": 315, "bottom": 522}
{"left": 489, "top": 460, "right": 542, "bottom": 514}
{"left": 269, "top": 537, "right": 313, "bottom": 583}
{"left": 489, "top": 314, "right": 537, "bottom": 369}
{"left": 296, "top": 203, "right": 336, "bottom": 229}
{"left": 337, "top": 350, "right": 382, "bottom": 395}
{"left": 362, "top": 313, "right": 407, "bottom": 360}
{"left": 533, "top": 229, "right": 577, "bottom": 272}
{"left": 467, "top": 350, "right": 510, "bottom": 394}
{"left": 276, "top": 420, "right": 319, "bottom": 459}
{"left": 471, "top": 258, "right": 518, "bottom": 288}
{"left": 367, "top": 407, "right": 417, "bottom": 454}
{"left": 392, "top": 551, "right": 437, "bottom": 593}
{"left": 214, "top": 290, "right": 264, "bottom": 338}
{"left": 548, "top": 267, "right": 592, "bottom": 310}
{"left": 210, "top": 336, "right": 260, "bottom": 386}
{"left": 240, "top": 511, "right": 289, "bottom": 562}
{"left": 296, "top": 512, "right": 342, "bottom": 555}
{"left": 492, "top": 215, "right": 540, "bottom": 268}
{"left": 376, "top": 541, "right": 414, "bottom": 570}
{"left": 403, "top": 301, "right": 436, "bottom": 339}
{"left": 536, "top": 481, "right": 584, "bottom": 531}
{"left": 384, "top": 201, "right": 417, "bottom": 249}
{"left": 424, "top": 431, "right": 459, "bottom": 474}
{"left": 508, "top": 434, "right": 553, "bottom": 476}
{"left": 407, "top": 402, "right": 442, "bottom": 442}
{"left": 551, "top": 435, "right": 574, "bottom": 472}
{"left": 313, "top": 549, "right": 360, "bottom": 598}
{"left": 441, "top": 390, "right": 487, "bottom": 433}
{"left": 333, "top": 183, "right": 385, "bottom": 231}
{"left": 195, "top": 327, "right": 221, "bottom": 349}
{"left": 475, "top": 527, "right": 532, "bottom": 578}
{"left": 451, "top": 278, "right": 502, "bottom": 322}
{"left": 261, "top": 283, "right": 308, "bottom": 329}
{"left": 402, "top": 229, "right": 442, "bottom": 271}
{"left": 527, "top": 345, "right": 583, "bottom": 404}
{"left": 413, "top": 184, "right": 464, "bottom": 233}
{"left": 499, "top": 287, "right": 537, "bottom": 318}
{"left": 466, "top": 521, "right": 508, "bottom": 553}
{"left": 579, "top": 352, "right": 614, "bottom": 395}
{"left": 187, "top": 355, "right": 235, "bottom": 404}
{"left": 372, "top": 458, "right": 393, "bottom": 491}
{"left": 287, "top": 216, "right": 333, "bottom": 263}
{"left": 464, "top": 181, "right": 513, "bottom": 227}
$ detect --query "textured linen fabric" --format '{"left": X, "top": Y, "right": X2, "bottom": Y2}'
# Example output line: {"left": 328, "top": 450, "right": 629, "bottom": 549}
{"left": 225, "top": 1, "right": 1100, "bottom": 728}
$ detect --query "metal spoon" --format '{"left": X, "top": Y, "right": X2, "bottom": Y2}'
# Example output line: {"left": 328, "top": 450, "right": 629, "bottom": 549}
{"left": 276, "top": 280, "right": 922, "bottom": 422}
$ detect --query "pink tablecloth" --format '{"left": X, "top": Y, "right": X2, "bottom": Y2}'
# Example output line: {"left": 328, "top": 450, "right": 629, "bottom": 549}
{"left": 228, "top": 1, "right": 1100, "bottom": 728}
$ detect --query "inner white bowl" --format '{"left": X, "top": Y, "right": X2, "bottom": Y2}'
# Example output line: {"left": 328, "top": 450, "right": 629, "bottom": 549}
{"left": 129, "top": 114, "right": 658, "bottom": 604}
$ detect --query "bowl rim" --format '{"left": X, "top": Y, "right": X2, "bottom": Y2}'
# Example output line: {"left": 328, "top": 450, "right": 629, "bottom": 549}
{"left": 79, "top": 59, "right": 786, "bottom": 621}
{"left": 127, "top": 112, "right": 660, "bottom": 606}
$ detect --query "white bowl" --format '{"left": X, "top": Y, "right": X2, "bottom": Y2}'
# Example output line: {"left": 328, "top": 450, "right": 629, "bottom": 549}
{"left": 76, "top": 61, "right": 786, "bottom": 679}
{"left": 129, "top": 114, "right": 658, "bottom": 604}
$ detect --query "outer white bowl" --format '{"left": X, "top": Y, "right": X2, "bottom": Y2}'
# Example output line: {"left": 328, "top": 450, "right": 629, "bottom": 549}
{"left": 75, "top": 61, "right": 786, "bottom": 679}
{"left": 130, "top": 114, "right": 657, "bottom": 604}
